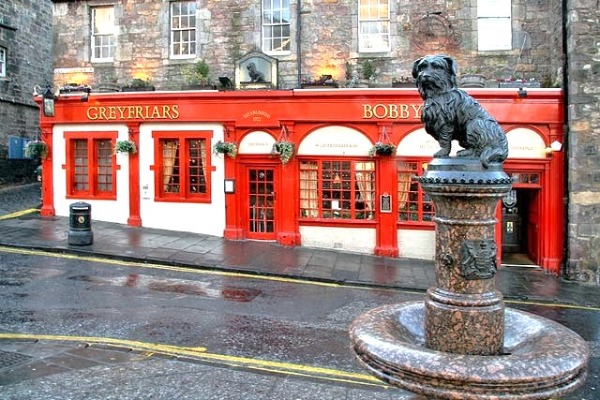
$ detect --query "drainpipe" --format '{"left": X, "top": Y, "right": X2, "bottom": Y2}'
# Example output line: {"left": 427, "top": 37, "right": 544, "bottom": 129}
{"left": 561, "top": 0, "right": 570, "bottom": 279}
{"left": 297, "top": 0, "right": 302, "bottom": 88}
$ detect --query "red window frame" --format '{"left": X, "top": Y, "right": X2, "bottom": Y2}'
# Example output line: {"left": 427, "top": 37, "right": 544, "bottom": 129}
{"left": 299, "top": 158, "right": 376, "bottom": 221}
{"left": 65, "top": 131, "right": 117, "bottom": 200}
{"left": 397, "top": 159, "right": 434, "bottom": 225}
{"left": 152, "top": 130, "right": 212, "bottom": 203}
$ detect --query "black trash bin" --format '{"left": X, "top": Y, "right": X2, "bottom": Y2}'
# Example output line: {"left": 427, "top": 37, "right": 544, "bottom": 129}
{"left": 68, "top": 202, "right": 93, "bottom": 245}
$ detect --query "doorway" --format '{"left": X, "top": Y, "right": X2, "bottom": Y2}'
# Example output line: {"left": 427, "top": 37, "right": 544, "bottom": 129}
{"left": 501, "top": 188, "right": 539, "bottom": 267}
{"left": 245, "top": 166, "right": 277, "bottom": 240}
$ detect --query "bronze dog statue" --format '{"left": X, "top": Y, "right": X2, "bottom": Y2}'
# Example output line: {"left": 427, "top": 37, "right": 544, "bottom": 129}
{"left": 412, "top": 55, "right": 508, "bottom": 168}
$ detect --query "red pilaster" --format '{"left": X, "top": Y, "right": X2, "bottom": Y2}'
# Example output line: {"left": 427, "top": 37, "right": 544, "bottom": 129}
{"left": 39, "top": 123, "right": 55, "bottom": 218}
{"left": 276, "top": 122, "right": 301, "bottom": 246}
{"left": 223, "top": 123, "right": 243, "bottom": 239}
{"left": 126, "top": 123, "right": 142, "bottom": 226}
{"left": 374, "top": 124, "right": 399, "bottom": 257}
{"left": 541, "top": 125, "right": 565, "bottom": 274}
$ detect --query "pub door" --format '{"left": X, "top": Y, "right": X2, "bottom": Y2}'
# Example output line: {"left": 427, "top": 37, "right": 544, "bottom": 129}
{"left": 501, "top": 188, "right": 539, "bottom": 266}
{"left": 244, "top": 166, "right": 278, "bottom": 240}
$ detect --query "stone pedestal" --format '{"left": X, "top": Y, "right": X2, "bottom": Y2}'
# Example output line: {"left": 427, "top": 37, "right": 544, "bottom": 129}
{"left": 349, "top": 157, "right": 589, "bottom": 400}
{"left": 420, "top": 158, "right": 509, "bottom": 355}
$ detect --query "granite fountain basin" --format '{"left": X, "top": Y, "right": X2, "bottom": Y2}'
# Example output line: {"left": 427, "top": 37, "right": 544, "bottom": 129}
{"left": 350, "top": 301, "right": 589, "bottom": 400}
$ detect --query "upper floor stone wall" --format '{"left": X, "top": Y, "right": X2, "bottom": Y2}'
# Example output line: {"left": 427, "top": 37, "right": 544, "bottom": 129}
{"left": 50, "top": 0, "right": 563, "bottom": 90}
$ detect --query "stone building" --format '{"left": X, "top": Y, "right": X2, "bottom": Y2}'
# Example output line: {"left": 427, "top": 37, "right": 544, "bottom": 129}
{"left": 0, "top": 0, "right": 53, "bottom": 164}
{"left": 40, "top": 0, "right": 598, "bottom": 284}
{"left": 50, "top": 0, "right": 563, "bottom": 89}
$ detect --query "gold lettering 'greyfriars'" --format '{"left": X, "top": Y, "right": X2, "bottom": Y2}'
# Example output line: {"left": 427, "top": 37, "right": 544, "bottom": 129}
{"left": 412, "top": 55, "right": 509, "bottom": 168}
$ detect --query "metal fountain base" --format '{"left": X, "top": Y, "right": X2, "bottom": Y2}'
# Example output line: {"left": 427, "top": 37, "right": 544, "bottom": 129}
{"left": 350, "top": 301, "right": 589, "bottom": 400}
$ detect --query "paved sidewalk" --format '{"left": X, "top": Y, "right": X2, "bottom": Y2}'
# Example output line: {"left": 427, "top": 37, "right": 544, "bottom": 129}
{"left": 1, "top": 208, "right": 599, "bottom": 307}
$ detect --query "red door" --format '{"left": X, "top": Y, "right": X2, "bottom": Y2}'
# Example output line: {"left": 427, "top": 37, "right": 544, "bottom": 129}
{"left": 526, "top": 190, "right": 540, "bottom": 262}
{"left": 245, "top": 166, "right": 277, "bottom": 240}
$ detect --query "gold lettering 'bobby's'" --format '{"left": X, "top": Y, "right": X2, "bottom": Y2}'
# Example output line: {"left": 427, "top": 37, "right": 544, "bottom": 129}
{"left": 362, "top": 104, "right": 422, "bottom": 120}
{"left": 87, "top": 105, "right": 180, "bottom": 120}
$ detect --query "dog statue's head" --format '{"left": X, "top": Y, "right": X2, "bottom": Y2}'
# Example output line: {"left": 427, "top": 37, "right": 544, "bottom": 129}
{"left": 412, "top": 55, "right": 458, "bottom": 98}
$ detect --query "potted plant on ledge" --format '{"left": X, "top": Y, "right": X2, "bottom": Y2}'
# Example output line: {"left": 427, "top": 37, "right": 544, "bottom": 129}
{"left": 272, "top": 141, "right": 294, "bottom": 164}
{"left": 182, "top": 60, "right": 215, "bottom": 90}
{"left": 122, "top": 78, "right": 155, "bottom": 92}
{"left": 114, "top": 139, "right": 137, "bottom": 155}
{"left": 213, "top": 140, "right": 237, "bottom": 158}
{"left": 25, "top": 140, "right": 49, "bottom": 160}
{"left": 369, "top": 142, "right": 396, "bottom": 156}
{"left": 392, "top": 77, "right": 416, "bottom": 88}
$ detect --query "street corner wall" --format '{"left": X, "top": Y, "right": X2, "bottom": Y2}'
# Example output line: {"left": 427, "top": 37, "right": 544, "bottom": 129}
{"left": 566, "top": 0, "right": 600, "bottom": 285}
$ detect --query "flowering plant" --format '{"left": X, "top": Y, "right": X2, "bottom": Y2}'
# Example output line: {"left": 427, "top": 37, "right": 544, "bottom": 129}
{"left": 272, "top": 141, "right": 295, "bottom": 164}
{"left": 369, "top": 142, "right": 396, "bottom": 156}
{"left": 59, "top": 84, "right": 92, "bottom": 93}
{"left": 213, "top": 140, "right": 237, "bottom": 158}
{"left": 25, "top": 140, "right": 49, "bottom": 159}
{"left": 114, "top": 139, "right": 137, "bottom": 155}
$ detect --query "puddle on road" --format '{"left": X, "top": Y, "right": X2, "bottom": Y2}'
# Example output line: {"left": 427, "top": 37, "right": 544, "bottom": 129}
{"left": 68, "top": 274, "right": 260, "bottom": 302}
{"left": 0, "top": 268, "right": 64, "bottom": 287}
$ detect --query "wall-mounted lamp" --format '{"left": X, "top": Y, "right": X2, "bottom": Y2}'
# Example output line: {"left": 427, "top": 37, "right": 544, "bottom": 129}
{"left": 42, "top": 85, "right": 57, "bottom": 117}
{"left": 545, "top": 140, "right": 563, "bottom": 156}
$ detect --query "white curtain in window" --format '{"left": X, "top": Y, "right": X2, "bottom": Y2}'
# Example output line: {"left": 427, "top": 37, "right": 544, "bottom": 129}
{"left": 299, "top": 162, "right": 318, "bottom": 217}
{"left": 162, "top": 141, "right": 178, "bottom": 192}
{"left": 354, "top": 162, "right": 374, "bottom": 215}
{"left": 397, "top": 162, "right": 412, "bottom": 211}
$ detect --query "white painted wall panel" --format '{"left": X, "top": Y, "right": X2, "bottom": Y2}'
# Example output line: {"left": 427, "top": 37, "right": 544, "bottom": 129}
{"left": 398, "top": 229, "right": 435, "bottom": 260}
{"left": 138, "top": 123, "right": 225, "bottom": 237}
{"left": 299, "top": 226, "right": 376, "bottom": 253}
{"left": 52, "top": 124, "right": 130, "bottom": 223}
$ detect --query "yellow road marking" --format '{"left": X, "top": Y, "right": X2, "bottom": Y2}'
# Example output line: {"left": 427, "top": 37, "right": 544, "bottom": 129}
{"left": 0, "top": 333, "right": 385, "bottom": 388}
{"left": 0, "top": 246, "right": 598, "bottom": 311}
{"left": 0, "top": 245, "right": 365, "bottom": 290}
{"left": 0, "top": 208, "right": 38, "bottom": 220}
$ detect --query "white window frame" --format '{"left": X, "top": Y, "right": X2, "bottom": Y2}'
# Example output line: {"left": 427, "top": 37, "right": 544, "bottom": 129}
{"left": 170, "top": 1, "right": 197, "bottom": 59}
{"left": 358, "top": 0, "right": 390, "bottom": 53}
{"left": 262, "top": 0, "right": 291, "bottom": 54}
{"left": 91, "top": 6, "right": 116, "bottom": 62}
{"left": 0, "top": 47, "right": 6, "bottom": 77}
{"left": 477, "top": 0, "right": 512, "bottom": 51}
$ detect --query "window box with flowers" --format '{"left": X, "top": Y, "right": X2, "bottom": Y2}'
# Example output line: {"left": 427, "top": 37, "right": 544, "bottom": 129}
{"left": 392, "top": 77, "right": 416, "bottom": 88}
{"left": 25, "top": 140, "right": 49, "bottom": 159}
{"left": 122, "top": 78, "right": 155, "bottom": 92}
{"left": 497, "top": 77, "right": 540, "bottom": 88}
{"left": 272, "top": 141, "right": 295, "bottom": 164}
{"left": 369, "top": 142, "right": 396, "bottom": 156}
{"left": 59, "top": 83, "right": 93, "bottom": 94}
{"left": 114, "top": 139, "right": 137, "bottom": 155}
{"left": 300, "top": 75, "right": 339, "bottom": 89}
{"left": 212, "top": 140, "right": 237, "bottom": 158}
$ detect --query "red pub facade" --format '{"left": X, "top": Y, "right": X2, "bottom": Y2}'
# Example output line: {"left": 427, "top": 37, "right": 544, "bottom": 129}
{"left": 37, "top": 88, "right": 565, "bottom": 274}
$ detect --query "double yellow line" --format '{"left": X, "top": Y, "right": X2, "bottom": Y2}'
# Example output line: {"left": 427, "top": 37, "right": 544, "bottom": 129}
{"left": 0, "top": 332, "right": 385, "bottom": 388}
{"left": 1, "top": 245, "right": 599, "bottom": 311}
